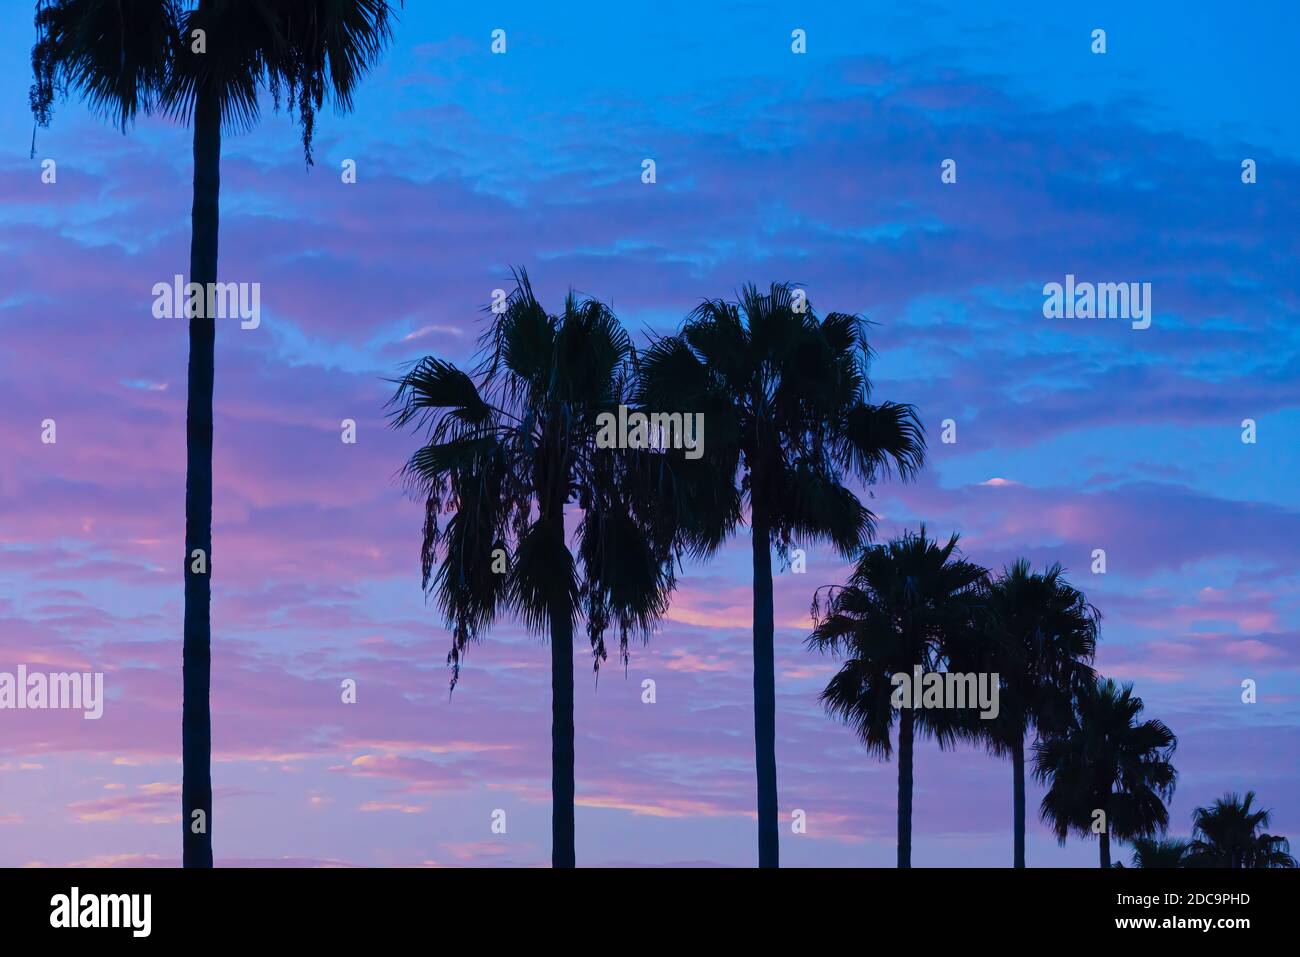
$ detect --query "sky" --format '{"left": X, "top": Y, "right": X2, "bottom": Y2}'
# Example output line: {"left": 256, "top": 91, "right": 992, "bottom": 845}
{"left": 0, "top": 1, "right": 1297, "bottom": 867}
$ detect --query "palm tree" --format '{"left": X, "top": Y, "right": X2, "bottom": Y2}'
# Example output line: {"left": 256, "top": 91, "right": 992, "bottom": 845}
{"left": 807, "top": 529, "right": 987, "bottom": 867}
{"left": 1130, "top": 836, "right": 1190, "bottom": 868}
{"left": 1187, "top": 791, "right": 1297, "bottom": 868}
{"left": 388, "top": 273, "right": 680, "bottom": 868}
{"left": 32, "top": 0, "right": 399, "bottom": 867}
{"left": 1034, "top": 677, "right": 1177, "bottom": 867}
{"left": 949, "top": 560, "right": 1097, "bottom": 867}
{"left": 638, "top": 283, "right": 925, "bottom": 867}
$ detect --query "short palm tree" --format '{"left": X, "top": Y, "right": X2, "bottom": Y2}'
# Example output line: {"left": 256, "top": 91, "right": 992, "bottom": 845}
{"left": 1130, "top": 836, "right": 1190, "bottom": 868}
{"left": 1034, "top": 677, "right": 1177, "bottom": 867}
{"left": 389, "top": 273, "right": 679, "bottom": 868}
{"left": 638, "top": 283, "right": 925, "bottom": 867}
{"left": 1187, "top": 791, "right": 1296, "bottom": 868}
{"left": 807, "top": 528, "right": 987, "bottom": 867}
{"left": 949, "top": 560, "right": 1098, "bottom": 867}
{"left": 32, "top": 0, "right": 399, "bottom": 866}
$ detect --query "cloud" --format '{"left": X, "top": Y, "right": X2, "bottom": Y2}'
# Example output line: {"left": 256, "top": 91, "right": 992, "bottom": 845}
{"left": 0, "top": 16, "right": 1295, "bottom": 867}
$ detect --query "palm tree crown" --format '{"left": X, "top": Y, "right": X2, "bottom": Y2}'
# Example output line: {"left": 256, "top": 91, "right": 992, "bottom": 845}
{"left": 1129, "top": 836, "right": 1191, "bottom": 868}
{"left": 390, "top": 272, "right": 677, "bottom": 679}
{"left": 32, "top": 0, "right": 398, "bottom": 159}
{"left": 1034, "top": 677, "right": 1177, "bottom": 867}
{"left": 1188, "top": 791, "right": 1296, "bottom": 868}
{"left": 966, "top": 560, "right": 1099, "bottom": 742}
{"left": 639, "top": 283, "right": 925, "bottom": 560}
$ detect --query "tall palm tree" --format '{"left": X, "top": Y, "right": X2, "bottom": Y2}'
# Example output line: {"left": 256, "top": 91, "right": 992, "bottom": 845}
{"left": 1129, "top": 836, "right": 1190, "bottom": 868}
{"left": 1034, "top": 677, "right": 1177, "bottom": 867}
{"left": 638, "top": 283, "right": 925, "bottom": 867}
{"left": 389, "top": 273, "right": 680, "bottom": 868}
{"left": 32, "top": 0, "right": 399, "bottom": 866}
{"left": 1187, "top": 791, "right": 1296, "bottom": 868}
{"left": 807, "top": 528, "right": 987, "bottom": 867}
{"left": 949, "top": 560, "right": 1098, "bottom": 867}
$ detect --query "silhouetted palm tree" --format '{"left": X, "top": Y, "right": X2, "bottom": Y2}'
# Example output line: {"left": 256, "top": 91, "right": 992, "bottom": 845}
{"left": 389, "top": 273, "right": 679, "bottom": 868}
{"left": 1130, "top": 836, "right": 1190, "bottom": 868}
{"left": 807, "top": 528, "right": 987, "bottom": 867}
{"left": 1187, "top": 791, "right": 1296, "bottom": 868}
{"left": 949, "top": 560, "right": 1097, "bottom": 867}
{"left": 638, "top": 283, "right": 924, "bottom": 867}
{"left": 1034, "top": 677, "right": 1177, "bottom": 867}
{"left": 32, "top": 0, "right": 399, "bottom": 866}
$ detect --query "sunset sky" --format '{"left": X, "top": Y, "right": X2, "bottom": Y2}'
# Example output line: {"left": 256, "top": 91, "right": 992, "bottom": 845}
{"left": 0, "top": 1, "right": 1296, "bottom": 867}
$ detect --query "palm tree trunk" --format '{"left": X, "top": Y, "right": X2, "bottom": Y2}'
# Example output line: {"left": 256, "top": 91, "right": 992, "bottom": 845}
{"left": 897, "top": 704, "right": 914, "bottom": 868}
{"left": 1013, "top": 733, "right": 1026, "bottom": 868}
{"left": 751, "top": 510, "right": 779, "bottom": 868}
{"left": 182, "top": 86, "right": 219, "bottom": 869}
{"left": 549, "top": 594, "right": 576, "bottom": 868}
{"left": 1099, "top": 828, "right": 1111, "bottom": 868}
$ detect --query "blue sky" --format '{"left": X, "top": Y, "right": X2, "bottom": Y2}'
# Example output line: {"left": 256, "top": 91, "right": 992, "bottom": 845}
{"left": 0, "top": 1, "right": 1296, "bottom": 867}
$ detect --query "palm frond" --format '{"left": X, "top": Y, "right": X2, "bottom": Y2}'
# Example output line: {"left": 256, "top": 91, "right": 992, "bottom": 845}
{"left": 31, "top": 0, "right": 181, "bottom": 146}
